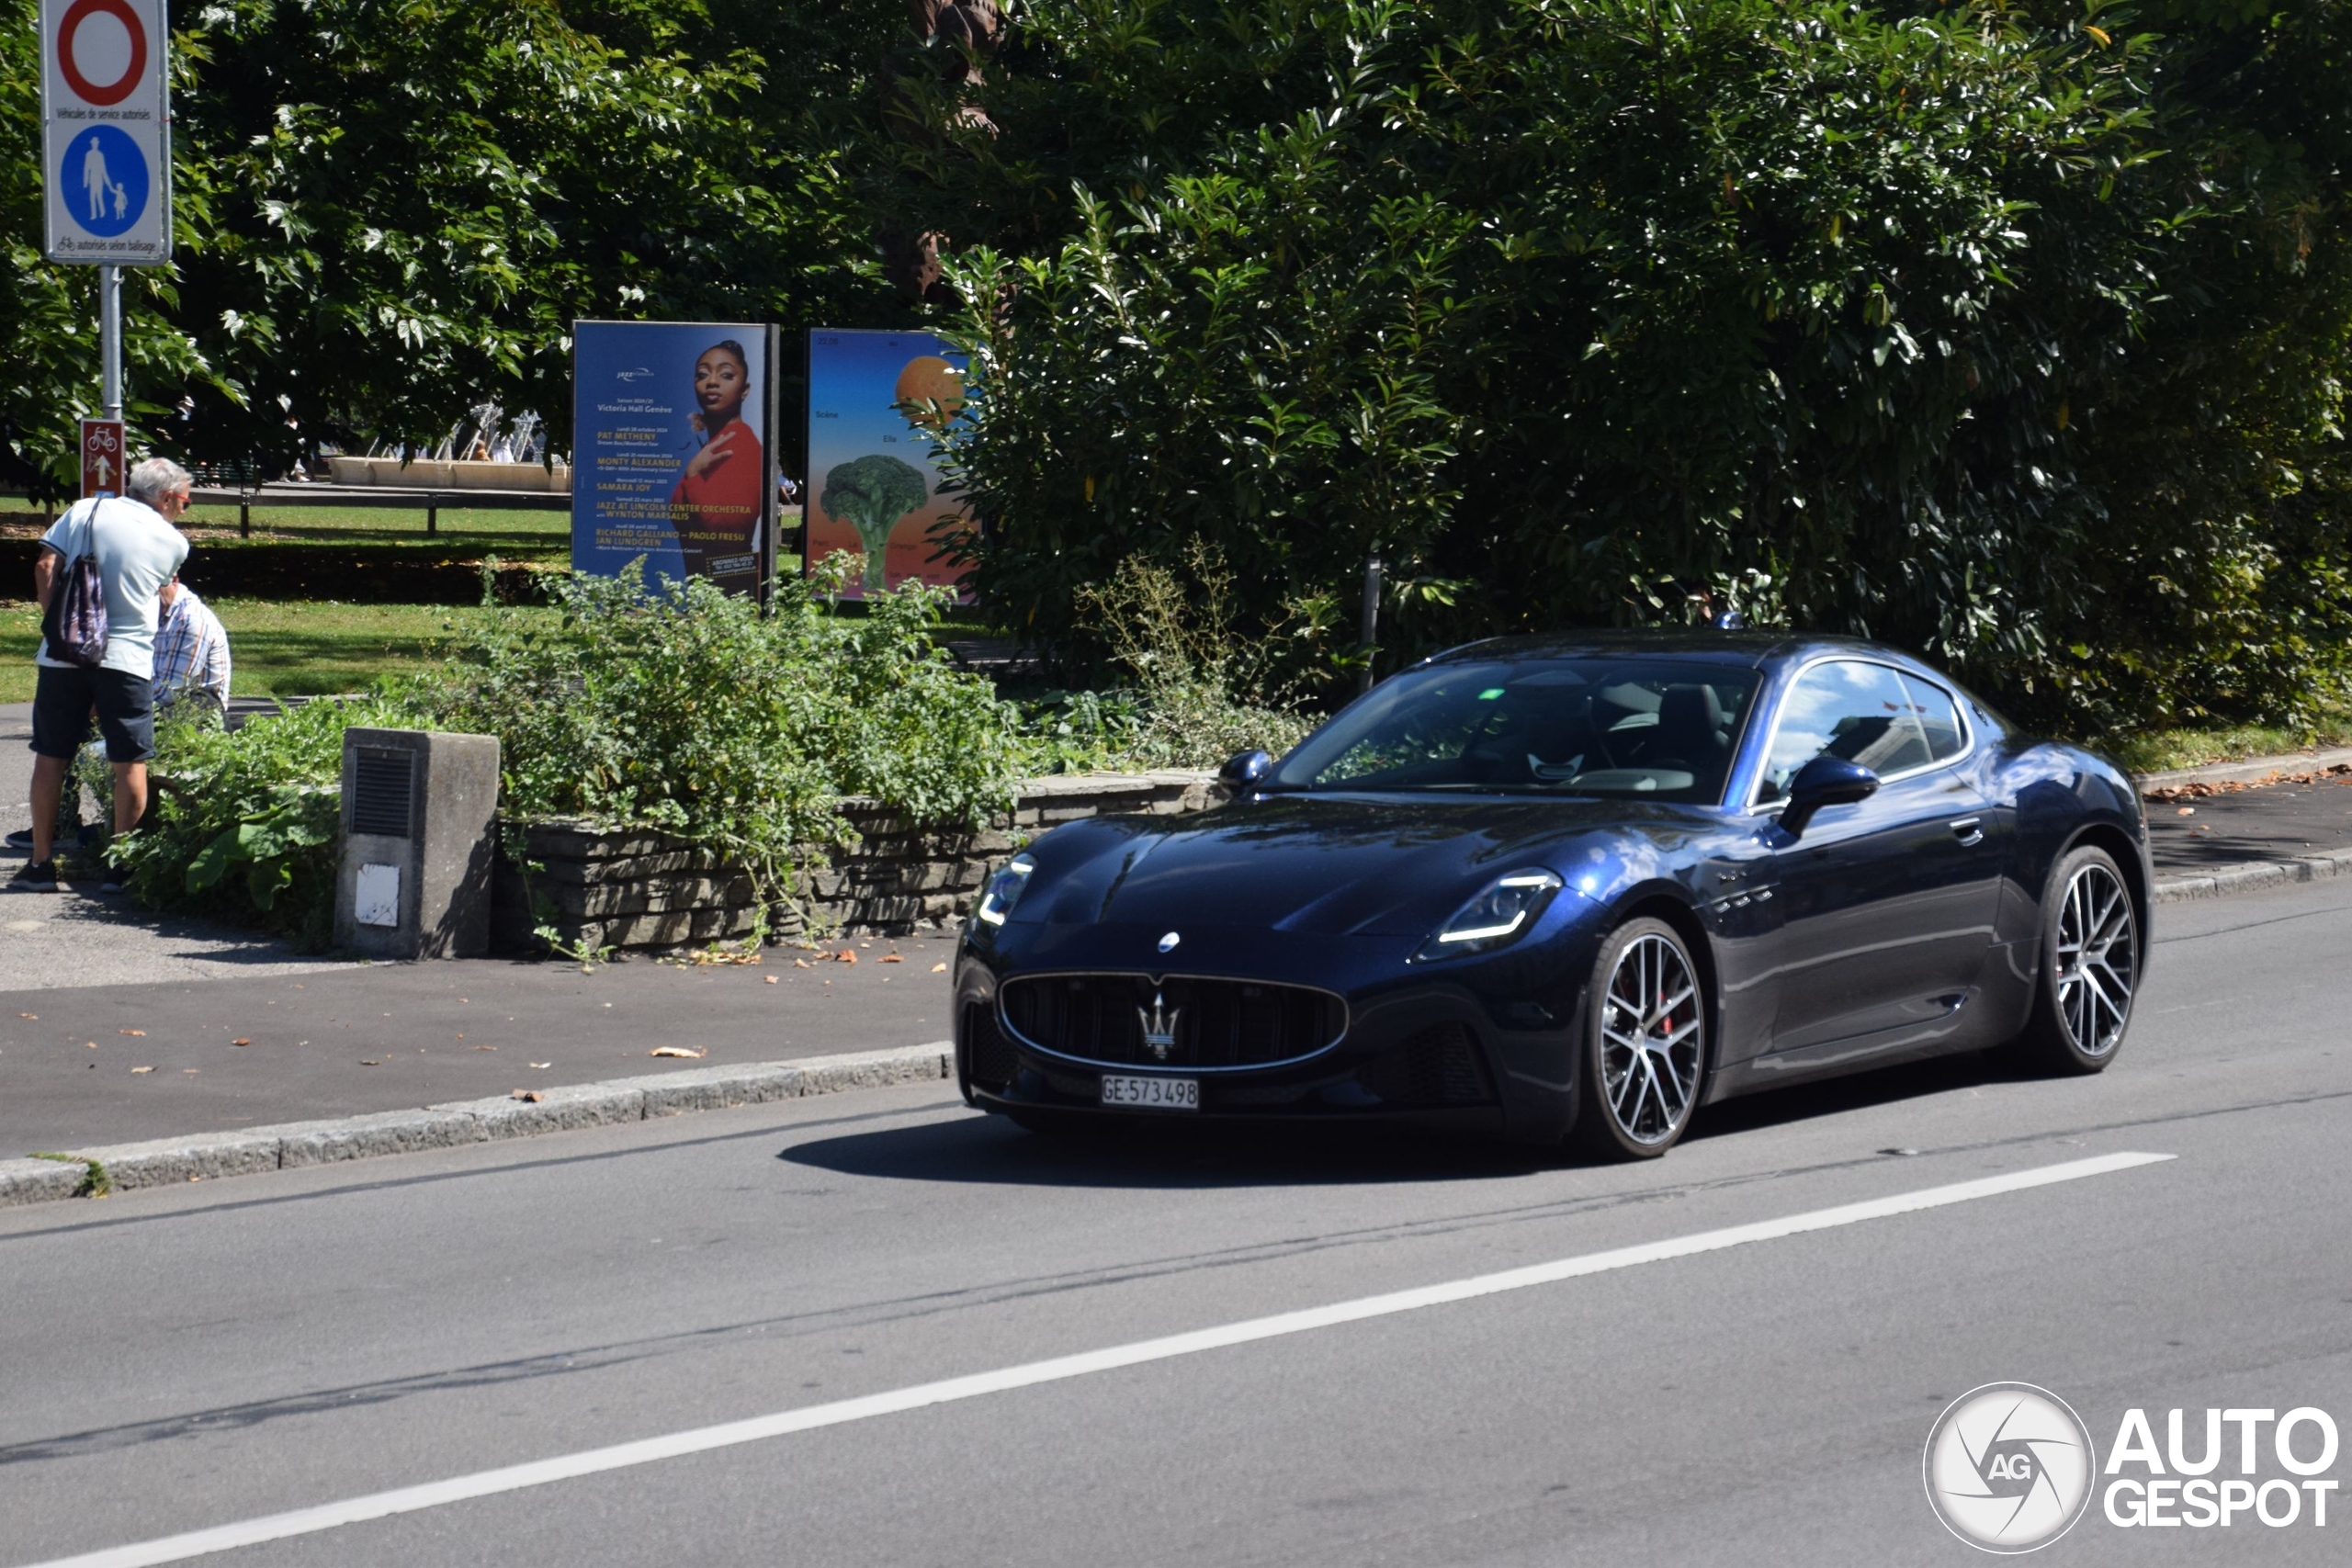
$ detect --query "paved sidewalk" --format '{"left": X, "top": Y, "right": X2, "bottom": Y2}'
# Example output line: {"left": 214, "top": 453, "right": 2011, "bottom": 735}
{"left": 0, "top": 924, "right": 956, "bottom": 1155}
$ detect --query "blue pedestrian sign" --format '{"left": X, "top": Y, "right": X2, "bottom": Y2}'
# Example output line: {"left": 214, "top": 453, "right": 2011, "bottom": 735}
{"left": 40, "top": 0, "right": 172, "bottom": 265}
{"left": 60, "top": 124, "right": 150, "bottom": 238}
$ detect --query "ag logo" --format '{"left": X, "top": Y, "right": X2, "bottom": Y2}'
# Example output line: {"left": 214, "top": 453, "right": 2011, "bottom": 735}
{"left": 1924, "top": 1382, "right": 2097, "bottom": 1553}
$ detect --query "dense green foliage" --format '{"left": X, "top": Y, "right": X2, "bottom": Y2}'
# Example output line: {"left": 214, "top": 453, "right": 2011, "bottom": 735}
{"left": 114, "top": 565, "right": 1022, "bottom": 944}
{"left": 10, "top": 0, "right": 2351, "bottom": 736}
{"left": 1, "top": 0, "right": 901, "bottom": 478}
{"left": 921, "top": 1, "right": 2352, "bottom": 732}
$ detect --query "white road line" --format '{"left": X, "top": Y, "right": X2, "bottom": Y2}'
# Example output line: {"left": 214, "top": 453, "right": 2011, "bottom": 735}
{"left": 17, "top": 1150, "right": 2173, "bottom": 1568}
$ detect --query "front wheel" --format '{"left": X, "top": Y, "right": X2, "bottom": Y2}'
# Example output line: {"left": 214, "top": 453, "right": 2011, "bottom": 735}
{"left": 2011, "top": 844, "right": 2140, "bottom": 1074}
{"left": 1570, "top": 918, "right": 1708, "bottom": 1160}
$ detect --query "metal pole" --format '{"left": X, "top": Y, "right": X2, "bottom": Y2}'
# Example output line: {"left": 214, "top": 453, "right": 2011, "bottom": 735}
{"left": 1357, "top": 554, "right": 1384, "bottom": 694}
{"left": 99, "top": 265, "right": 123, "bottom": 422}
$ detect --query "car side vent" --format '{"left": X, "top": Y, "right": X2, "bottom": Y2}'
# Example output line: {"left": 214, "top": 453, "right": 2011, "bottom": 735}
{"left": 965, "top": 1002, "right": 1020, "bottom": 1091}
{"left": 1357, "top": 1022, "right": 1492, "bottom": 1106}
{"left": 351, "top": 749, "right": 415, "bottom": 839}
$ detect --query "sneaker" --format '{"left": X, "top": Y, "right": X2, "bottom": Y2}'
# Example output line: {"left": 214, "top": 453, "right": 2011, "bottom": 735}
{"left": 98, "top": 875, "right": 128, "bottom": 895}
{"left": 3, "top": 829, "right": 31, "bottom": 852}
{"left": 8, "top": 861, "right": 61, "bottom": 892}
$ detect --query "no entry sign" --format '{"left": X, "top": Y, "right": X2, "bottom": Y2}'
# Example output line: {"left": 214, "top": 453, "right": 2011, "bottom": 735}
{"left": 41, "top": 0, "right": 172, "bottom": 265}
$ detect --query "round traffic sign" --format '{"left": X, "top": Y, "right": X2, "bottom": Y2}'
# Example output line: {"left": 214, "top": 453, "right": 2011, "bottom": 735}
{"left": 59, "top": 124, "right": 149, "bottom": 237}
{"left": 55, "top": 0, "right": 147, "bottom": 107}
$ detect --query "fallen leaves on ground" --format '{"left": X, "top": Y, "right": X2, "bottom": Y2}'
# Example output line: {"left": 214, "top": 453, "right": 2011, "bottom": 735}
{"left": 529, "top": 1061, "right": 551, "bottom": 1069}
{"left": 794, "top": 958, "right": 810, "bottom": 969}
{"left": 764, "top": 975, "right": 778, "bottom": 984}
{"left": 119, "top": 1028, "right": 145, "bottom": 1036}
{"left": 511, "top": 1089, "right": 544, "bottom": 1103}
{"left": 360, "top": 1059, "right": 379, "bottom": 1066}
{"left": 182, "top": 1068, "right": 199, "bottom": 1075}
{"left": 17, "top": 1012, "right": 33, "bottom": 1020}
{"left": 472, "top": 1044, "right": 496, "bottom": 1052}
{"left": 931, "top": 962, "right": 948, "bottom": 973}
{"left": 2146, "top": 762, "right": 2352, "bottom": 804}
{"left": 130, "top": 1065, "right": 153, "bottom": 1074}
{"left": 231, "top": 1038, "right": 251, "bottom": 1047}
{"left": 880, "top": 953, "right": 904, "bottom": 964}
{"left": 833, "top": 950, "right": 858, "bottom": 964}
{"left": 650, "top": 1045, "right": 707, "bottom": 1059}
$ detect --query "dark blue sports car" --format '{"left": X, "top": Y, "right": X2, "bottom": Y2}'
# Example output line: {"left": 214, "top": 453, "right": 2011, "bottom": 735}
{"left": 953, "top": 633, "right": 2150, "bottom": 1158}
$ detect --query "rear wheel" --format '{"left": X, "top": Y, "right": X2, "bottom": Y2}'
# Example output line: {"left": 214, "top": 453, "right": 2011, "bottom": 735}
{"left": 2012, "top": 844, "right": 2140, "bottom": 1074}
{"left": 1571, "top": 918, "right": 1707, "bottom": 1159}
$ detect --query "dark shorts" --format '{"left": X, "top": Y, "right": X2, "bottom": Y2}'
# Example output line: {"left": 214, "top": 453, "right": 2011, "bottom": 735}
{"left": 31, "top": 663, "right": 155, "bottom": 763}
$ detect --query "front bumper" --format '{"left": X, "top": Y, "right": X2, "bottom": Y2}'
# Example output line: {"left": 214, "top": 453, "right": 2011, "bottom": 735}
{"left": 953, "top": 918, "right": 1599, "bottom": 1142}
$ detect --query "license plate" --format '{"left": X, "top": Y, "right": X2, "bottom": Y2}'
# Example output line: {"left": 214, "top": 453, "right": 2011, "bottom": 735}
{"left": 1100, "top": 1074, "right": 1199, "bottom": 1111}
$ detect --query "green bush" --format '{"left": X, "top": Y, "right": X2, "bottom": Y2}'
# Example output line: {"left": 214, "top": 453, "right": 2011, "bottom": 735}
{"left": 919, "top": 0, "right": 2352, "bottom": 738}
{"left": 114, "top": 562, "right": 1023, "bottom": 946}
{"left": 111, "top": 694, "right": 423, "bottom": 947}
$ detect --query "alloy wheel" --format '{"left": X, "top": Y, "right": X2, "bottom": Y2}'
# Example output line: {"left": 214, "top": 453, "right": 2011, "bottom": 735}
{"left": 1598, "top": 932, "right": 1703, "bottom": 1146}
{"left": 2055, "top": 863, "right": 2136, "bottom": 1055}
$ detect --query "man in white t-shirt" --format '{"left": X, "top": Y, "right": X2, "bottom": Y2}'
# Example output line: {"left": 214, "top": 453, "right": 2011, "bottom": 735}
{"left": 12, "top": 457, "right": 193, "bottom": 893}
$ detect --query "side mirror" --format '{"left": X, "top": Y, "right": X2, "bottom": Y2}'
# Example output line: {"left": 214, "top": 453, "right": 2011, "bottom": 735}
{"left": 1218, "top": 750, "right": 1274, "bottom": 792}
{"left": 1779, "top": 756, "right": 1879, "bottom": 837}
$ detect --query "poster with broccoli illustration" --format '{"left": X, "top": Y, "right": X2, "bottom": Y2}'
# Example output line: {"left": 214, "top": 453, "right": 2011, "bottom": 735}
{"left": 804, "top": 330, "right": 970, "bottom": 600}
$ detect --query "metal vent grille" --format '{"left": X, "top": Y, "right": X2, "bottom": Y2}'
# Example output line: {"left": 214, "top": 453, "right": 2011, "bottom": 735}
{"left": 351, "top": 750, "right": 415, "bottom": 839}
{"left": 1356, "top": 1023, "right": 1493, "bottom": 1106}
{"left": 999, "top": 975, "right": 1346, "bottom": 1069}
{"left": 964, "top": 1002, "right": 1021, "bottom": 1091}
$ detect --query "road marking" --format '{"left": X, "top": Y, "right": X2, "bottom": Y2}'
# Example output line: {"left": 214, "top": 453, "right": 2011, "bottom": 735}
{"left": 17, "top": 1149, "right": 2172, "bottom": 1568}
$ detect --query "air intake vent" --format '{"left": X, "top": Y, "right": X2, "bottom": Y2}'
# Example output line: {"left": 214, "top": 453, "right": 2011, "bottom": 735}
{"left": 999, "top": 975, "right": 1346, "bottom": 1068}
{"left": 1356, "top": 1023, "right": 1493, "bottom": 1106}
{"left": 964, "top": 1002, "right": 1020, "bottom": 1090}
{"left": 351, "top": 750, "right": 415, "bottom": 839}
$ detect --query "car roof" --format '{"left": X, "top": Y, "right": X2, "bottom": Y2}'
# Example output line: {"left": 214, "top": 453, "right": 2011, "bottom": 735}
{"left": 1420, "top": 629, "right": 1897, "bottom": 671}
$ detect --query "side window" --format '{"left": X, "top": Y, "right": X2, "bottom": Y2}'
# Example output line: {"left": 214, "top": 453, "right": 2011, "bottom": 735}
{"left": 1757, "top": 661, "right": 1934, "bottom": 803}
{"left": 1898, "top": 672, "right": 1967, "bottom": 762}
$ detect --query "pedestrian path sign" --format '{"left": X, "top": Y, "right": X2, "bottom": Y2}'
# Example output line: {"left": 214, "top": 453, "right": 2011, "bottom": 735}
{"left": 41, "top": 0, "right": 172, "bottom": 265}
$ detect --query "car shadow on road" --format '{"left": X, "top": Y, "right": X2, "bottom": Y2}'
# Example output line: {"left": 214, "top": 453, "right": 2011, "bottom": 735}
{"left": 786, "top": 1050, "right": 2041, "bottom": 1189}
{"left": 781, "top": 1111, "right": 1555, "bottom": 1190}
{"left": 1685, "top": 1048, "right": 2034, "bottom": 1144}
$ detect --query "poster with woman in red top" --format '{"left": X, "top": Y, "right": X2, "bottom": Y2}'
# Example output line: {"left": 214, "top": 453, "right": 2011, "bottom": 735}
{"left": 669, "top": 339, "right": 766, "bottom": 584}
{"left": 571, "top": 320, "right": 776, "bottom": 599}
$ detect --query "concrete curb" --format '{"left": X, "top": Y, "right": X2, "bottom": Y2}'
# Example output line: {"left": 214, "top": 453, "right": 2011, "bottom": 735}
{"left": 0, "top": 1043, "right": 952, "bottom": 1209}
{"left": 2137, "top": 744, "right": 2352, "bottom": 794}
{"left": 2149, "top": 846, "right": 2352, "bottom": 905}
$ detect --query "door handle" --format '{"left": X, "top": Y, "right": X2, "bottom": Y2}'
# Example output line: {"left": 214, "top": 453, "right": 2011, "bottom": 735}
{"left": 1950, "top": 817, "right": 1984, "bottom": 847}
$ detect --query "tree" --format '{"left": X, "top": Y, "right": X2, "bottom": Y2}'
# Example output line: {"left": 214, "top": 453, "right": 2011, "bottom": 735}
{"left": 821, "top": 453, "right": 931, "bottom": 592}
{"left": 916, "top": 0, "right": 2352, "bottom": 732}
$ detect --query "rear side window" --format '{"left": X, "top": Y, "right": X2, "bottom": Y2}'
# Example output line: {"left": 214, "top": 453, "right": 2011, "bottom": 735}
{"left": 1899, "top": 672, "right": 1967, "bottom": 762}
{"left": 1757, "top": 660, "right": 1933, "bottom": 803}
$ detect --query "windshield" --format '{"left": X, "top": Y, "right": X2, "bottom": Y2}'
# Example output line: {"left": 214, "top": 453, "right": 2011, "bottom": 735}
{"left": 1271, "top": 658, "right": 1760, "bottom": 805}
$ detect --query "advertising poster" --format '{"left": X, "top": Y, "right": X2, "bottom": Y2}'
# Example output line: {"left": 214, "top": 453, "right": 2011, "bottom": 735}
{"left": 804, "top": 329, "right": 970, "bottom": 600}
{"left": 572, "top": 320, "right": 776, "bottom": 599}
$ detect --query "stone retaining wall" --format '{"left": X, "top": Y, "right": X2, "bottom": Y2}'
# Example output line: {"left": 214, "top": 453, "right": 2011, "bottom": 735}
{"left": 492, "top": 771, "right": 1218, "bottom": 954}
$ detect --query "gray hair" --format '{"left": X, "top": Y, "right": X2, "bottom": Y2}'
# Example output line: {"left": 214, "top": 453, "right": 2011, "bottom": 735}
{"left": 127, "top": 457, "right": 193, "bottom": 505}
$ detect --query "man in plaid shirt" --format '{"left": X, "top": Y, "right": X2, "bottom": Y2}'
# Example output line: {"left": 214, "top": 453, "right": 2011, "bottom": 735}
{"left": 152, "top": 579, "right": 232, "bottom": 721}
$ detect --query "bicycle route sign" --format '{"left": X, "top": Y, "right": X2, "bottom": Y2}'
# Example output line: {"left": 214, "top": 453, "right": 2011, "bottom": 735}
{"left": 41, "top": 0, "right": 173, "bottom": 265}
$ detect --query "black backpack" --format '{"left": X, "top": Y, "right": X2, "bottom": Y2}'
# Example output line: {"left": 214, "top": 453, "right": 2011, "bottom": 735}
{"left": 40, "top": 501, "right": 109, "bottom": 668}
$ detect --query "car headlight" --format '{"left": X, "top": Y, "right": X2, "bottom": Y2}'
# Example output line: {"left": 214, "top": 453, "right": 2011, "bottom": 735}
{"left": 1416, "top": 870, "right": 1564, "bottom": 961}
{"left": 974, "top": 854, "right": 1036, "bottom": 927}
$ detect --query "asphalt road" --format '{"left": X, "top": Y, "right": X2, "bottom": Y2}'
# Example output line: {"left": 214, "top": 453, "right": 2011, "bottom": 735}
{"left": 3, "top": 879, "right": 2348, "bottom": 1566}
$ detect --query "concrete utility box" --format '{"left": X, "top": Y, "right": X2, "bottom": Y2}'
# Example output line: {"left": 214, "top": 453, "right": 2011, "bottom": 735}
{"left": 334, "top": 728, "right": 502, "bottom": 959}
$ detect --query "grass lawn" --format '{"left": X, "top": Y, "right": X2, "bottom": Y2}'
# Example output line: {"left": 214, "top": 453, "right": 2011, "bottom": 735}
{"left": 1, "top": 502, "right": 572, "bottom": 558}
{"left": 0, "top": 600, "right": 557, "bottom": 702}
{"left": 2103, "top": 710, "right": 2352, "bottom": 775}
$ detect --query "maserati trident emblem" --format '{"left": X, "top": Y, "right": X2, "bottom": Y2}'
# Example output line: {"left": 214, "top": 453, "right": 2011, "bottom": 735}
{"left": 1136, "top": 989, "right": 1181, "bottom": 1060}
{"left": 1158, "top": 931, "right": 1182, "bottom": 953}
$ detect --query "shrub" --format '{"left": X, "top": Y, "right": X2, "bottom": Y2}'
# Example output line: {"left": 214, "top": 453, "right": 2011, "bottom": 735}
{"left": 115, "top": 561, "right": 1023, "bottom": 945}
{"left": 110, "top": 694, "right": 423, "bottom": 947}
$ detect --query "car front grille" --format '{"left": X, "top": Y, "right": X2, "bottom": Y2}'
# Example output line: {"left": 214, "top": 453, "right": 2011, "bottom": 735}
{"left": 999, "top": 974, "right": 1346, "bottom": 1069}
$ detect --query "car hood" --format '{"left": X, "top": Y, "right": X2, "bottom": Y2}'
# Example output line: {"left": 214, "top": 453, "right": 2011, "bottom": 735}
{"left": 1018, "top": 792, "right": 1704, "bottom": 938}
